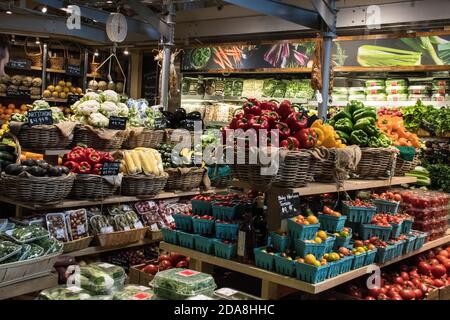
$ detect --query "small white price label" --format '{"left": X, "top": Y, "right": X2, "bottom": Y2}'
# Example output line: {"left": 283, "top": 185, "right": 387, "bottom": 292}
{"left": 315, "top": 90, "right": 323, "bottom": 103}
{"left": 98, "top": 263, "right": 114, "bottom": 268}
{"left": 66, "top": 286, "right": 82, "bottom": 293}
{"left": 150, "top": 224, "right": 159, "bottom": 231}
{"left": 215, "top": 288, "right": 237, "bottom": 297}
{"left": 56, "top": 228, "right": 65, "bottom": 239}
{"left": 134, "top": 221, "right": 144, "bottom": 229}
{"left": 101, "top": 226, "right": 114, "bottom": 234}
{"left": 166, "top": 215, "right": 175, "bottom": 223}
{"left": 124, "top": 226, "right": 131, "bottom": 231}
{"left": 76, "top": 224, "right": 86, "bottom": 235}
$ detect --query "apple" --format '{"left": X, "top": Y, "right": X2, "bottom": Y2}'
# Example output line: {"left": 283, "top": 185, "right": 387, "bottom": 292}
{"left": 176, "top": 260, "right": 188, "bottom": 268}
{"left": 158, "top": 254, "right": 172, "bottom": 263}
{"left": 431, "top": 264, "right": 446, "bottom": 278}
{"left": 142, "top": 264, "right": 158, "bottom": 275}
{"left": 170, "top": 252, "right": 184, "bottom": 264}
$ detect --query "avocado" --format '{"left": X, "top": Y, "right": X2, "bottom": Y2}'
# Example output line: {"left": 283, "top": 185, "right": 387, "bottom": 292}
{"left": 22, "top": 159, "right": 37, "bottom": 167}
{"left": 5, "top": 164, "right": 24, "bottom": 176}
{"left": 36, "top": 160, "right": 49, "bottom": 170}
{"left": 47, "top": 166, "right": 62, "bottom": 177}
{"left": 27, "top": 166, "right": 46, "bottom": 177}
{"left": 57, "top": 166, "right": 70, "bottom": 175}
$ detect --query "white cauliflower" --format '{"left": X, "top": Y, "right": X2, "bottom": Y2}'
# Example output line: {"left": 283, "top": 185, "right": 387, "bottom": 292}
{"left": 32, "top": 100, "right": 50, "bottom": 110}
{"left": 100, "top": 101, "right": 120, "bottom": 117}
{"left": 77, "top": 100, "right": 100, "bottom": 116}
{"left": 88, "top": 112, "right": 109, "bottom": 128}
{"left": 81, "top": 91, "right": 99, "bottom": 102}
{"left": 100, "top": 90, "right": 119, "bottom": 103}
{"left": 117, "top": 102, "right": 129, "bottom": 117}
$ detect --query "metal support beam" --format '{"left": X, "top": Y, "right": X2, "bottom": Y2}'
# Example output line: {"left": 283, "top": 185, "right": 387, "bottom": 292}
{"left": 126, "top": 0, "right": 171, "bottom": 41}
{"left": 159, "top": 2, "right": 175, "bottom": 110}
{"left": 223, "top": 0, "right": 321, "bottom": 30}
{"left": 319, "top": 33, "right": 333, "bottom": 120}
{"left": 311, "top": 0, "right": 337, "bottom": 32}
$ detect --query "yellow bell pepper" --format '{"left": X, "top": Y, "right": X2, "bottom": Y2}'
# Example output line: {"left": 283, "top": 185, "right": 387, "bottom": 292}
{"left": 311, "top": 119, "right": 323, "bottom": 128}
{"left": 312, "top": 127, "right": 325, "bottom": 146}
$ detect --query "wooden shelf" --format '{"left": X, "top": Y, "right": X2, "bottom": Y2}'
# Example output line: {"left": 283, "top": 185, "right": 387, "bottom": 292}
{"left": 0, "top": 273, "right": 58, "bottom": 300}
{"left": 43, "top": 98, "right": 68, "bottom": 103}
{"left": 160, "top": 231, "right": 450, "bottom": 298}
{"left": 67, "top": 238, "right": 159, "bottom": 257}
{"left": 0, "top": 187, "right": 227, "bottom": 210}
{"left": 46, "top": 68, "right": 66, "bottom": 74}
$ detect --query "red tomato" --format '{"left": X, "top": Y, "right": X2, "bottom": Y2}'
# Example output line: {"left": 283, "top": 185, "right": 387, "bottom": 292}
{"left": 431, "top": 264, "right": 447, "bottom": 278}
{"left": 399, "top": 288, "right": 415, "bottom": 300}
{"left": 418, "top": 261, "right": 432, "bottom": 275}
{"left": 367, "top": 287, "right": 382, "bottom": 298}
{"left": 142, "top": 264, "right": 158, "bottom": 275}
{"left": 400, "top": 271, "right": 410, "bottom": 281}
{"left": 436, "top": 255, "right": 448, "bottom": 264}
{"left": 159, "top": 259, "right": 172, "bottom": 270}
{"left": 433, "top": 279, "right": 445, "bottom": 287}
{"left": 413, "top": 288, "right": 423, "bottom": 299}
{"left": 443, "top": 260, "right": 450, "bottom": 275}
{"left": 176, "top": 260, "right": 188, "bottom": 268}
{"left": 394, "top": 276, "right": 404, "bottom": 285}
{"left": 158, "top": 254, "right": 172, "bottom": 263}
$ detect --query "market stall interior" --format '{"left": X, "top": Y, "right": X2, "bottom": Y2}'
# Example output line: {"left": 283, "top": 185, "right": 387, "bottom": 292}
{"left": 0, "top": 0, "right": 449, "bottom": 301}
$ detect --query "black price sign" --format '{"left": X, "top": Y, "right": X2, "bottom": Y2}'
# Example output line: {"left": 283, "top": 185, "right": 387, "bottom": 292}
{"left": 7, "top": 58, "right": 31, "bottom": 70}
{"left": 66, "top": 64, "right": 82, "bottom": 76}
{"left": 101, "top": 161, "right": 121, "bottom": 176}
{"left": 184, "top": 119, "right": 200, "bottom": 131}
{"left": 278, "top": 192, "right": 301, "bottom": 218}
{"left": 67, "top": 94, "right": 81, "bottom": 105}
{"left": 28, "top": 110, "right": 53, "bottom": 126}
{"left": 108, "top": 116, "right": 127, "bottom": 130}
{"left": 154, "top": 117, "right": 167, "bottom": 129}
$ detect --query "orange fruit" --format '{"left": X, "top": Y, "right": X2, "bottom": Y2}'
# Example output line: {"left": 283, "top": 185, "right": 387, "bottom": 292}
{"left": 304, "top": 254, "right": 316, "bottom": 265}
{"left": 307, "top": 215, "right": 318, "bottom": 224}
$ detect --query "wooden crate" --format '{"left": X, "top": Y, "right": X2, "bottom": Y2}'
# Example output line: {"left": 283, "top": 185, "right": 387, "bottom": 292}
{"left": 128, "top": 260, "right": 157, "bottom": 287}
{"left": 439, "top": 284, "right": 450, "bottom": 300}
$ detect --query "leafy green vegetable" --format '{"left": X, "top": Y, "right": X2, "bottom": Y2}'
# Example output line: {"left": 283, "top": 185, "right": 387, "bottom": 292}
{"left": 401, "top": 37, "right": 443, "bottom": 65}
{"left": 426, "top": 164, "right": 450, "bottom": 192}
{"left": 403, "top": 100, "right": 450, "bottom": 135}
{"left": 357, "top": 45, "right": 422, "bottom": 66}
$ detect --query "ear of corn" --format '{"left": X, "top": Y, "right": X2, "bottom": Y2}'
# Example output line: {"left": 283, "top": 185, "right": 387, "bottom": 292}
{"left": 123, "top": 151, "right": 137, "bottom": 174}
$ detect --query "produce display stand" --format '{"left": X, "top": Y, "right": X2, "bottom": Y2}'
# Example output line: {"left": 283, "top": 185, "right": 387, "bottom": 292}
{"left": 160, "top": 230, "right": 450, "bottom": 299}
{"left": 0, "top": 273, "right": 58, "bottom": 300}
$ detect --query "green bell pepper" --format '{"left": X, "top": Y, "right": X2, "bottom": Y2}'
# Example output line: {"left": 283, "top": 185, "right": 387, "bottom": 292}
{"left": 334, "top": 118, "right": 353, "bottom": 134}
{"left": 345, "top": 100, "right": 365, "bottom": 115}
{"left": 354, "top": 117, "right": 375, "bottom": 131}
{"left": 332, "top": 110, "right": 352, "bottom": 122}
{"left": 335, "top": 130, "right": 350, "bottom": 144}
{"left": 350, "top": 130, "right": 368, "bottom": 146}
{"left": 364, "top": 124, "right": 380, "bottom": 137}
{"left": 353, "top": 109, "right": 377, "bottom": 122}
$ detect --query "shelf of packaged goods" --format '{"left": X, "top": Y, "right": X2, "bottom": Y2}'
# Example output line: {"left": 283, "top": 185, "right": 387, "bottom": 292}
{"left": 181, "top": 95, "right": 308, "bottom": 104}
{"left": 67, "top": 238, "right": 160, "bottom": 257}
{"left": 0, "top": 187, "right": 227, "bottom": 210}
{"left": 233, "top": 176, "right": 417, "bottom": 196}
{"left": 159, "top": 231, "right": 450, "bottom": 298}
{"left": 308, "top": 100, "right": 448, "bottom": 108}
{"left": 0, "top": 273, "right": 58, "bottom": 300}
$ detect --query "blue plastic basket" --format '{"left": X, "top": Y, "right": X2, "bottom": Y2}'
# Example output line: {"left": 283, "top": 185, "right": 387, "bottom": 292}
{"left": 402, "top": 219, "right": 413, "bottom": 234}
{"left": 173, "top": 214, "right": 193, "bottom": 232}
{"left": 351, "top": 252, "right": 367, "bottom": 269}
{"left": 177, "top": 231, "right": 195, "bottom": 249}
{"left": 403, "top": 235, "right": 417, "bottom": 254}
{"left": 193, "top": 218, "right": 215, "bottom": 235}
{"left": 324, "top": 235, "right": 336, "bottom": 253}
{"left": 372, "top": 199, "right": 400, "bottom": 214}
{"left": 318, "top": 214, "right": 347, "bottom": 233}
{"left": 342, "top": 202, "right": 377, "bottom": 223}
{"left": 331, "top": 228, "right": 352, "bottom": 250}
{"left": 375, "top": 245, "right": 395, "bottom": 264}
{"left": 274, "top": 254, "right": 296, "bottom": 276}
{"left": 287, "top": 219, "right": 319, "bottom": 241}
{"left": 213, "top": 240, "right": 236, "bottom": 259}
{"left": 340, "top": 255, "right": 354, "bottom": 274}
{"left": 295, "top": 262, "right": 329, "bottom": 284}
{"left": 326, "top": 259, "right": 344, "bottom": 279}
{"left": 254, "top": 247, "right": 274, "bottom": 271}
{"left": 390, "top": 221, "right": 403, "bottom": 239}
{"left": 412, "top": 231, "right": 428, "bottom": 250}
{"left": 364, "top": 248, "right": 378, "bottom": 265}
{"left": 295, "top": 239, "right": 326, "bottom": 258}
{"left": 391, "top": 240, "right": 405, "bottom": 258}
{"left": 270, "top": 232, "right": 290, "bottom": 252}
{"left": 215, "top": 222, "right": 239, "bottom": 240}
{"left": 360, "top": 224, "right": 393, "bottom": 241}
{"left": 212, "top": 203, "right": 241, "bottom": 221}
{"left": 193, "top": 234, "right": 214, "bottom": 253}
{"left": 161, "top": 228, "right": 178, "bottom": 245}
{"left": 191, "top": 199, "right": 212, "bottom": 215}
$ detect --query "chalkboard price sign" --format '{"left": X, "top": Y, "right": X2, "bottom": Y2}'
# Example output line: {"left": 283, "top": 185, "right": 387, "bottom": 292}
{"left": 278, "top": 192, "right": 301, "bottom": 218}
{"left": 28, "top": 110, "right": 53, "bottom": 126}
{"left": 101, "top": 162, "right": 121, "bottom": 176}
{"left": 67, "top": 94, "right": 81, "bottom": 105}
{"left": 7, "top": 58, "right": 31, "bottom": 70}
{"left": 183, "top": 119, "right": 201, "bottom": 131}
{"left": 108, "top": 116, "right": 127, "bottom": 130}
{"left": 66, "top": 64, "right": 82, "bottom": 76}
{"left": 154, "top": 117, "right": 167, "bottom": 129}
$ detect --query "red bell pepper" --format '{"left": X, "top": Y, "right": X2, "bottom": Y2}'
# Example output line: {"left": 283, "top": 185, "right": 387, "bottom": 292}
{"left": 78, "top": 161, "right": 91, "bottom": 174}
{"left": 286, "top": 111, "right": 308, "bottom": 132}
{"left": 280, "top": 137, "right": 299, "bottom": 150}
{"left": 92, "top": 163, "right": 103, "bottom": 175}
{"left": 277, "top": 100, "right": 293, "bottom": 120}
{"left": 86, "top": 150, "right": 102, "bottom": 165}
{"left": 63, "top": 161, "right": 80, "bottom": 173}
{"left": 249, "top": 116, "right": 269, "bottom": 131}
{"left": 229, "top": 112, "right": 244, "bottom": 129}
{"left": 260, "top": 110, "right": 280, "bottom": 127}
{"left": 273, "top": 121, "right": 291, "bottom": 140}
{"left": 236, "top": 117, "right": 250, "bottom": 130}
{"left": 260, "top": 100, "right": 278, "bottom": 111}
{"left": 247, "top": 98, "right": 260, "bottom": 106}
{"left": 100, "top": 152, "right": 115, "bottom": 164}
{"left": 295, "top": 128, "right": 317, "bottom": 149}
{"left": 66, "top": 149, "right": 85, "bottom": 163}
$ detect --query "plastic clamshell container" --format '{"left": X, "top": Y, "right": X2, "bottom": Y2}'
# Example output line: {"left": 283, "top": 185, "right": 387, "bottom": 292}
{"left": 360, "top": 224, "right": 393, "bottom": 241}
{"left": 0, "top": 240, "right": 22, "bottom": 263}
{"left": 351, "top": 252, "right": 367, "bottom": 270}
{"left": 151, "top": 268, "right": 217, "bottom": 300}
{"left": 79, "top": 263, "right": 126, "bottom": 295}
{"left": 112, "top": 284, "right": 154, "bottom": 300}
{"left": 192, "top": 218, "right": 215, "bottom": 236}
{"left": 365, "top": 86, "right": 386, "bottom": 95}
{"left": 287, "top": 219, "right": 319, "bottom": 241}
{"left": 366, "top": 93, "right": 387, "bottom": 101}
{"left": 385, "top": 79, "right": 408, "bottom": 87}
{"left": 214, "top": 288, "right": 260, "bottom": 300}
{"left": 0, "top": 219, "right": 7, "bottom": 232}
{"left": 177, "top": 231, "right": 195, "bottom": 249}
{"left": 332, "top": 94, "right": 348, "bottom": 101}
{"left": 191, "top": 200, "right": 212, "bottom": 215}
{"left": 4, "top": 226, "right": 49, "bottom": 244}
{"left": 342, "top": 201, "right": 376, "bottom": 223}
{"left": 193, "top": 234, "right": 214, "bottom": 254}
{"left": 213, "top": 239, "right": 236, "bottom": 259}
{"left": 348, "top": 87, "right": 366, "bottom": 94}
{"left": 385, "top": 86, "right": 408, "bottom": 94}
{"left": 332, "top": 87, "right": 349, "bottom": 95}
{"left": 161, "top": 228, "right": 178, "bottom": 245}
{"left": 408, "top": 85, "right": 430, "bottom": 94}
{"left": 409, "top": 94, "right": 430, "bottom": 101}
{"left": 318, "top": 214, "right": 347, "bottom": 233}
{"left": 371, "top": 199, "right": 400, "bottom": 214}
{"left": 387, "top": 94, "right": 408, "bottom": 101}
{"left": 215, "top": 222, "right": 239, "bottom": 241}
{"left": 364, "top": 248, "right": 378, "bottom": 265}
{"left": 45, "top": 212, "right": 69, "bottom": 242}
{"left": 348, "top": 94, "right": 366, "bottom": 101}
{"left": 365, "top": 79, "right": 385, "bottom": 87}
{"left": 432, "top": 79, "right": 448, "bottom": 87}
{"left": 173, "top": 214, "right": 193, "bottom": 232}
{"left": 253, "top": 247, "right": 274, "bottom": 271}
{"left": 39, "top": 285, "right": 92, "bottom": 300}
{"left": 295, "top": 261, "right": 329, "bottom": 284}
{"left": 273, "top": 253, "right": 296, "bottom": 277}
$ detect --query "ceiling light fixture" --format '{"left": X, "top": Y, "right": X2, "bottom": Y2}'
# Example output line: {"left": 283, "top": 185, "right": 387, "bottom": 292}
{"left": 6, "top": 1, "right": 12, "bottom": 14}
{"left": 123, "top": 48, "right": 129, "bottom": 55}
{"left": 35, "top": 37, "right": 40, "bottom": 44}
{"left": 41, "top": 6, "right": 47, "bottom": 13}
{"left": 94, "top": 49, "right": 99, "bottom": 57}
{"left": 107, "top": 0, "right": 113, "bottom": 4}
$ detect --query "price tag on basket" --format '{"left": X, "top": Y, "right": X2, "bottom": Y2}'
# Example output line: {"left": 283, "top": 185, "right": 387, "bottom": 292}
{"left": 28, "top": 109, "right": 53, "bottom": 126}
{"left": 67, "top": 94, "right": 81, "bottom": 105}
{"left": 278, "top": 192, "right": 300, "bottom": 219}
{"left": 101, "top": 161, "right": 121, "bottom": 176}
{"left": 154, "top": 117, "right": 167, "bottom": 129}
{"left": 108, "top": 116, "right": 127, "bottom": 130}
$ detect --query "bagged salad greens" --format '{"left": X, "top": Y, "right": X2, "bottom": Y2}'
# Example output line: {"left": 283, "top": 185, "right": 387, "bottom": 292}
{"left": 296, "top": 80, "right": 314, "bottom": 100}
{"left": 408, "top": 85, "right": 431, "bottom": 94}
{"left": 385, "top": 79, "right": 408, "bottom": 87}
{"left": 35, "top": 237, "right": 63, "bottom": 255}
{"left": 79, "top": 262, "right": 126, "bottom": 295}
{"left": 366, "top": 93, "right": 387, "bottom": 101}
{"left": 332, "top": 87, "right": 349, "bottom": 95}
{"left": 6, "top": 225, "right": 49, "bottom": 243}
{"left": 348, "top": 94, "right": 366, "bottom": 101}
{"left": 348, "top": 87, "right": 366, "bottom": 95}
{"left": 262, "top": 79, "right": 277, "bottom": 97}
{"left": 0, "top": 240, "right": 21, "bottom": 262}
{"left": 365, "top": 79, "right": 385, "bottom": 87}
{"left": 113, "top": 285, "right": 155, "bottom": 300}
{"left": 284, "top": 80, "right": 299, "bottom": 98}
{"left": 365, "top": 86, "right": 385, "bottom": 95}
{"left": 39, "top": 286, "right": 92, "bottom": 300}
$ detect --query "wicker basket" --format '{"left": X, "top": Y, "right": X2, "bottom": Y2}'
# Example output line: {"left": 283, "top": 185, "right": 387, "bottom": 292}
{"left": 73, "top": 125, "right": 126, "bottom": 150}
{"left": 395, "top": 152, "right": 420, "bottom": 176}
{"left": 65, "top": 42, "right": 82, "bottom": 66}
{"left": 355, "top": 147, "right": 397, "bottom": 179}
{"left": 24, "top": 37, "right": 43, "bottom": 68}
{"left": 165, "top": 167, "right": 205, "bottom": 191}
{"left": 47, "top": 41, "right": 66, "bottom": 70}
{"left": 0, "top": 250, "right": 62, "bottom": 287}
{"left": 310, "top": 148, "right": 348, "bottom": 182}
{"left": 230, "top": 147, "right": 275, "bottom": 186}
{"left": 122, "top": 129, "right": 164, "bottom": 149}
{"left": 272, "top": 150, "right": 312, "bottom": 188}
{"left": 0, "top": 173, "right": 75, "bottom": 203}
{"left": 70, "top": 174, "right": 118, "bottom": 200}
{"left": 93, "top": 228, "right": 147, "bottom": 247}
{"left": 164, "top": 128, "right": 196, "bottom": 145}
{"left": 120, "top": 174, "right": 168, "bottom": 196}
{"left": 16, "top": 124, "right": 72, "bottom": 149}
{"left": 63, "top": 236, "right": 94, "bottom": 253}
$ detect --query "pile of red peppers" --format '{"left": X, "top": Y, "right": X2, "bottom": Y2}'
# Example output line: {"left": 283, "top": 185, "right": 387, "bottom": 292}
{"left": 226, "top": 98, "right": 317, "bottom": 150}
{"left": 63, "top": 146, "right": 115, "bottom": 174}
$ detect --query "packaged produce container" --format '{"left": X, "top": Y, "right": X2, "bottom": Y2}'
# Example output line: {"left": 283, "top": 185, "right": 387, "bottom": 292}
{"left": 45, "top": 213, "right": 69, "bottom": 242}
{"left": 173, "top": 214, "right": 193, "bottom": 232}
{"left": 112, "top": 285, "right": 154, "bottom": 300}
{"left": 215, "top": 221, "right": 239, "bottom": 241}
{"left": 0, "top": 240, "right": 22, "bottom": 263}
{"left": 151, "top": 268, "right": 217, "bottom": 300}
{"left": 79, "top": 262, "right": 126, "bottom": 295}
{"left": 295, "top": 239, "right": 326, "bottom": 258}
{"left": 269, "top": 231, "right": 290, "bottom": 252}
{"left": 432, "top": 79, "right": 448, "bottom": 87}
{"left": 39, "top": 286, "right": 92, "bottom": 300}
{"left": 212, "top": 203, "right": 241, "bottom": 221}
{"left": 375, "top": 244, "right": 395, "bottom": 264}
{"left": 431, "top": 86, "right": 447, "bottom": 95}
{"left": 253, "top": 247, "right": 274, "bottom": 271}
{"left": 287, "top": 218, "right": 319, "bottom": 241}
{"left": 409, "top": 94, "right": 430, "bottom": 101}
{"left": 177, "top": 231, "right": 195, "bottom": 249}
{"left": 366, "top": 93, "right": 387, "bottom": 101}
{"left": 193, "top": 234, "right": 214, "bottom": 254}
{"left": 365, "top": 86, "right": 386, "bottom": 95}
{"left": 4, "top": 225, "right": 49, "bottom": 244}
{"left": 360, "top": 224, "right": 392, "bottom": 241}
{"left": 431, "top": 93, "right": 447, "bottom": 101}
{"left": 385, "top": 79, "right": 408, "bottom": 87}
{"left": 351, "top": 252, "right": 367, "bottom": 270}
{"left": 387, "top": 94, "right": 408, "bottom": 101}
{"left": 371, "top": 199, "right": 400, "bottom": 214}
{"left": 403, "top": 234, "right": 417, "bottom": 254}
{"left": 213, "top": 239, "right": 236, "bottom": 259}
{"left": 273, "top": 253, "right": 296, "bottom": 276}
{"left": 340, "top": 255, "right": 354, "bottom": 274}
{"left": 295, "top": 261, "right": 329, "bottom": 284}
{"left": 191, "top": 200, "right": 212, "bottom": 215}
{"left": 364, "top": 248, "right": 378, "bottom": 265}
{"left": 342, "top": 201, "right": 376, "bottom": 223}
{"left": 332, "top": 94, "right": 348, "bottom": 101}
{"left": 192, "top": 217, "right": 215, "bottom": 236}
{"left": 318, "top": 214, "right": 346, "bottom": 233}
{"left": 348, "top": 94, "right": 367, "bottom": 101}
{"left": 326, "top": 259, "right": 344, "bottom": 278}
{"left": 385, "top": 86, "right": 408, "bottom": 94}
{"left": 408, "top": 85, "right": 431, "bottom": 94}
{"left": 348, "top": 87, "right": 366, "bottom": 95}
{"left": 333, "top": 87, "right": 349, "bottom": 95}
{"left": 161, "top": 228, "right": 178, "bottom": 245}
{"left": 365, "top": 79, "right": 385, "bottom": 87}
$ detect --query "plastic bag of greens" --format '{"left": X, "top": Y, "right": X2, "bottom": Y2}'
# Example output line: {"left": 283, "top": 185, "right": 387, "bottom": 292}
{"left": 39, "top": 286, "right": 92, "bottom": 300}
{"left": 113, "top": 285, "right": 155, "bottom": 300}
{"left": 223, "top": 79, "right": 234, "bottom": 96}
{"left": 232, "top": 79, "right": 243, "bottom": 97}
{"left": 284, "top": 80, "right": 299, "bottom": 98}
{"left": 79, "top": 263, "right": 126, "bottom": 295}
{"left": 272, "top": 80, "right": 287, "bottom": 98}
{"left": 296, "top": 80, "right": 314, "bottom": 100}
{"left": 0, "top": 240, "right": 21, "bottom": 263}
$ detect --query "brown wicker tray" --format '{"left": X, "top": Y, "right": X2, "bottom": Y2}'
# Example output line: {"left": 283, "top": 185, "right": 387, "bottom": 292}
{"left": 395, "top": 152, "right": 420, "bottom": 176}
{"left": 1, "top": 173, "right": 75, "bottom": 203}
{"left": 122, "top": 129, "right": 164, "bottom": 149}
{"left": 72, "top": 125, "right": 126, "bottom": 150}
{"left": 17, "top": 125, "right": 72, "bottom": 149}
{"left": 354, "top": 147, "right": 397, "bottom": 179}
{"left": 70, "top": 174, "right": 118, "bottom": 200}
{"left": 272, "top": 150, "right": 312, "bottom": 188}
{"left": 120, "top": 174, "right": 168, "bottom": 196}
{"left": 93, "top": 228, "right": 148, "bottom": 247}
{"left": 164, "top": 167, "right": 205, "bottom": 191}
{"left": 62, "top": 236, "right": 94, "bottom": 253}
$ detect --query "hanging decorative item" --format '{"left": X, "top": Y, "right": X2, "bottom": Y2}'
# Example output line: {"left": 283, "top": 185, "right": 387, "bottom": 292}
{"left": 90, "top": 45, "right": 127, "bottom": 94}
{"left": 106, "top": 13, "right": 128, "bottom": 43}
{"left": 154, "top": 49, "right": 182, "bottom": 98}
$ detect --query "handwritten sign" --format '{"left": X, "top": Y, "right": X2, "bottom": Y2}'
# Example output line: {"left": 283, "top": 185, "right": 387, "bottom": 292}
{"left": 101, "top": 161, "right": 121, "bottom": 176}
{"left": 278, "top": 192, "right": 300, "bottom": 218}
{"left": 67, "top": 94, "right": 81, "bottom": 105}
{"left": 66, "top": 64, "right": 82, "bottom": 76}
{"left": 7, "top": 58, "right": 31, "bottom": 70}
{"left": 28, "top": 110, "right": 53, "bottom": 126}
{"left": 108, "top": 116, "right": 127, "bottom": 130}
{"left": 154, "top": 117, "right": 167, "bottom": 129}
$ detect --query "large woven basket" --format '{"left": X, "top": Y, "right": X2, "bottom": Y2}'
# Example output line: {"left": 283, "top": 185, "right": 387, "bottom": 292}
{"left": 93, "top": 228, "right": 147, "bottom": 247}
{"left": 310, "top": 148, "right": 351, "bottom": 182}
{"left": 0, "top": 173, "right": 75, "bottom": 203}
{"left": 63, "top": 236, "right": 94, "bottom": 253}
{"left": 16, "top": 124, "right": 72, "bottom": 149}
{"left": 65, "top": 42, "right": 82, "bottom": 66}
{"left": 24, "top": 37, "right": 43, "bottom": 68}
{"left": 230, "top": 147, "right": 275, "bottom": 187}
{"left": 120, "top": 174, "right": 168, "bottom": 196}
{"left": 73, "top": 125, "right": 126, "bottom": 150}
{"left": 48, "top": 41, "right": 66, "bottom": 70}
{"left": 394, "top": 152, "right": 420, "bottom": 176}
{"left": 355, "top": 147, "right": 397, "bottom": 179}
{"left": 272, "top": 150, "right": 312, "bottom": 188}
{"left": 70, "top": 174, "right": 118, "bottom": 200}
{"left": 165, "top": 167, "right": 205, "bottom": 191}
{"left": 122, "top": 129, "right": 164, "bottom": 149}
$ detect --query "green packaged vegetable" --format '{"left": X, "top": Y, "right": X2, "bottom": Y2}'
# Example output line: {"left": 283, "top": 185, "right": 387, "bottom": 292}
{"left": 366, "top": 93, "right": 387, "bottom": 101}
{"left": 296, "top": 80, "right": 314, "bottom": 100}
{"left": 385, "top": 79, "right": 408, "bottom": 87}
{"left": 365, "top": 86, "right": 385, "bottom": 95}
{"left": 6, "top": 225, "right": 49, "bottom": 243}
{"left": 365, "top": 79, "right": 385, "bottom": 87}
{"left": 39, "top": 286, "right": 92, "bottom": 300}
{"left": 0, "top": 240, "right": 21, "bottom": 263}
{"left": 262, "top": 79, "right": 277, "bottom": 97}
{"left": 79, "top": 262, "right": 126, "bottom": 295}
{"left": 113, "top": 285, "right": 155, "bottom": 300}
